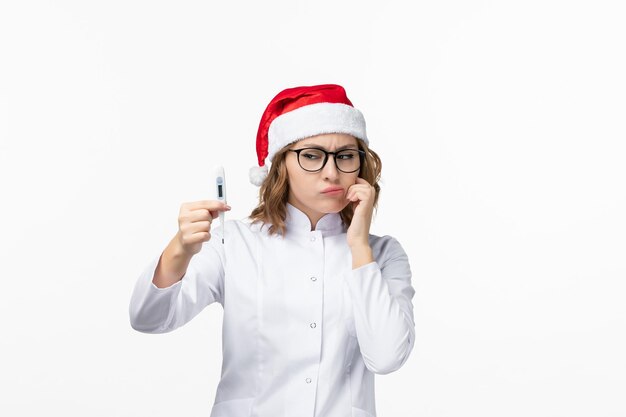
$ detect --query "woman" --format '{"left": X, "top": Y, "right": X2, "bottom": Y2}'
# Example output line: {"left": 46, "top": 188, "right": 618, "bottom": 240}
{"left": 129, "top": 84, "right": 415, "bottom": 417}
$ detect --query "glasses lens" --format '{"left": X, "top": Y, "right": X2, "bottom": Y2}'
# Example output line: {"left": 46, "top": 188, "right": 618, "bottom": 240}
{"left": 298, "top": 148, "right": 326, "bottom": 171}
{"left": 336, "top": 150, "right": 361, "bottom": 172}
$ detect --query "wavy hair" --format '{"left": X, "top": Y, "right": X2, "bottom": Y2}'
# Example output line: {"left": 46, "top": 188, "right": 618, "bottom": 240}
{"left": 249, "top": 138, "right": 382, "bottom": 236}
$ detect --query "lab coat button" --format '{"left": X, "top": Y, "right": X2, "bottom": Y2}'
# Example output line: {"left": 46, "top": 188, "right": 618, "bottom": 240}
{"left": 305, "top": 378, "right": 312, "bottom": 383}
{"left": 310, "top": 322, "right": 316, "bottom": 328}
{"left": 310, "top": 276, "right": 317, "bottom": 282}
{"left": 310, "top": 236, "right": 316, "bottom": 242}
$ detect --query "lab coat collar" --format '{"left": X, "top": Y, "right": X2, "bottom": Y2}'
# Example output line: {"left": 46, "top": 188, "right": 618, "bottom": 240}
{"left": 285, "top": 202, "right": 345, "bottom": 236}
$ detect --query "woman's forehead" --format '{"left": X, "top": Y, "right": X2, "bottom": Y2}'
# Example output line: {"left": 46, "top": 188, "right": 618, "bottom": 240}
{"left": 295, "top": 133, "right": 358, "bottom": 148}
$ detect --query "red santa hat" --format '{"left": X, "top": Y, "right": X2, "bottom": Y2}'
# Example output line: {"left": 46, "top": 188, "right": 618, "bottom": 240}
{"left": 249, "top": 84, "right": 369, "bottom": 186}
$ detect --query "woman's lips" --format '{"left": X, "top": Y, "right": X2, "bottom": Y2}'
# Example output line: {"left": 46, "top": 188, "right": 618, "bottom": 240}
{"left": 321, "top": 187, "right": 344, "bottom": 195}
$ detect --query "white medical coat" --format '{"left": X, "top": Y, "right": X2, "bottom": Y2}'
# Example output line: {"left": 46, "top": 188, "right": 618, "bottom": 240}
{"left": 129, "top": 203, "right": 415, "bottom": 417}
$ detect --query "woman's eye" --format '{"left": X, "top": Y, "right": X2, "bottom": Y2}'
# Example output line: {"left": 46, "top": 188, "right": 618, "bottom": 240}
{"left": 302, "top": 153, "right": 321, "bottom": 160}
{"left": 337, "top": 154, "right": 355, "bottom": 160}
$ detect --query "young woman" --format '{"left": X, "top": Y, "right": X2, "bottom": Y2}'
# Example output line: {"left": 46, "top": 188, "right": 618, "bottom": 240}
{"left": 129, "top": 84, "right": 415, "bottom": 417}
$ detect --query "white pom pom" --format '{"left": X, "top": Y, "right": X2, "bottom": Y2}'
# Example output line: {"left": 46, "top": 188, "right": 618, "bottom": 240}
{"left": 249, "top": 165, "right": 269, "bottom": 186}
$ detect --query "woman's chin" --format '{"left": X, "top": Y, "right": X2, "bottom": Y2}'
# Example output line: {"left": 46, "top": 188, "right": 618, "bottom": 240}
{"left": 318, "top": 199, "right": 349, "bottom": 214}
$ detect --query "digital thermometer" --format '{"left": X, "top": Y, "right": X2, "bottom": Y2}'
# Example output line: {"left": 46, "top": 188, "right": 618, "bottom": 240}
{"left": 212, "top": 165, "right": 227, "bottom": 243}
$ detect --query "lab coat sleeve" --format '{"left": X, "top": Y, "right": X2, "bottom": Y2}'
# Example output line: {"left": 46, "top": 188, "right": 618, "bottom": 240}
{"left": 346, "top": 236, "right": 415, "bottom": 375}
{"left": 129, "top": 232, "right": 225, "bottom": 334}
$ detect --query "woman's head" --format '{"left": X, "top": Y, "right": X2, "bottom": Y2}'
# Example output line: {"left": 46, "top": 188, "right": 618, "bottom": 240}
{"left": 248, "top": 84, "right": 380, "bottom": 235}
{"left": 250, "top": 133, "right": 381, "bottom": 236}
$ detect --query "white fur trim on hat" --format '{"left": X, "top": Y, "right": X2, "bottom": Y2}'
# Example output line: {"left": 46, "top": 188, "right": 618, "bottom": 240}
{"left": 267, "top": 102, "right": 368, "bottom": 162}
{"left": 249, "top": 164, "right": 268, "bottom": 186}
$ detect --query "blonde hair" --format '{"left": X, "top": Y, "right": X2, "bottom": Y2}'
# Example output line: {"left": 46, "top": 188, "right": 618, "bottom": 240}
{"left": 249, "top": 138, "right": 382, "bottom": 236}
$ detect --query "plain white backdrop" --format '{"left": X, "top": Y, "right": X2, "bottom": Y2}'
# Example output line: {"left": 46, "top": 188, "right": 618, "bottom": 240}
{"left": 1, "top": 1, "right": 625, "bottom": 416}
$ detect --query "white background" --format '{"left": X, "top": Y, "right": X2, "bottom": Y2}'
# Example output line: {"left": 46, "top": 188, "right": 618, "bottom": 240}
{"left": 1, "top": 1, "right": 625, "bottom": 416}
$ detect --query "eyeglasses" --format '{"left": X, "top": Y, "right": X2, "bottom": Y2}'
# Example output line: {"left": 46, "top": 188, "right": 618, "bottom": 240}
{"left": 288, "top": 147, "right": 365, "bottom": 173}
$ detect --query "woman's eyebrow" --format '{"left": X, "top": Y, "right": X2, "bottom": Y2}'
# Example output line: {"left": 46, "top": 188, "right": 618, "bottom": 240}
{"left": 299, "top": 143, "right": 358, "bottom": 150}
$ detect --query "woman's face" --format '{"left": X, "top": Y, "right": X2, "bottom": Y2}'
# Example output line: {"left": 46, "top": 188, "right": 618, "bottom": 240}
{"left": 285, "top": 133, "right": 360, "bottom": 227}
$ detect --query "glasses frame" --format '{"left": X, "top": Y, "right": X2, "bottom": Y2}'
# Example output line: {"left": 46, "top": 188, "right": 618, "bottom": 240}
{"left": 288, "top": 147, "right": 366, "bottom": 173}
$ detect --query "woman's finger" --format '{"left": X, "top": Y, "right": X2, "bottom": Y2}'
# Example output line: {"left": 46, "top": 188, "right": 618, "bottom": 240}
{"left": 347, "top": 186, "right": 373, "bottom": 201}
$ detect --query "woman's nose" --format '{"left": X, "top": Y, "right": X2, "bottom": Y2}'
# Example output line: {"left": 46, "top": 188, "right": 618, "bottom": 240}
{"left": 322, "top": 154, "right": 340, "bottom": 179}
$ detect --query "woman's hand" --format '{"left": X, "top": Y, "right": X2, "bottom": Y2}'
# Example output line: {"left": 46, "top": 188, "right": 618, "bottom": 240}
{"left": 152, "top": 200, "right": 231, "bottom": 288}
{"left": 345, "top": 177, "right": 375, "bottom": 249}
{"left": 176, "top": 200, "right": 231, "bottom": 256}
